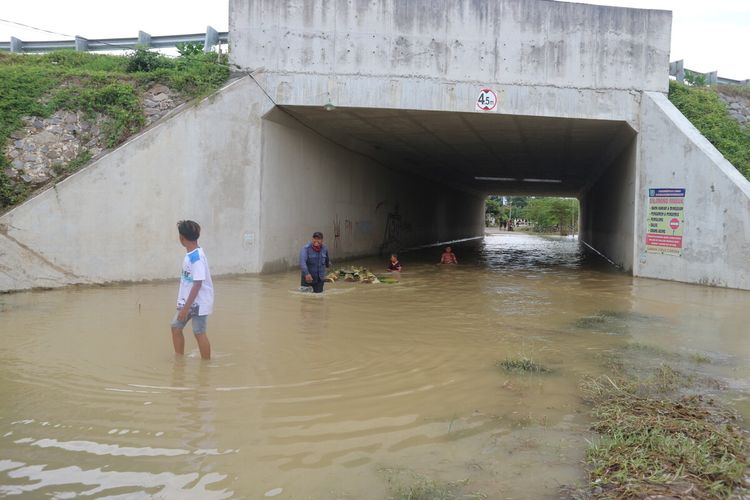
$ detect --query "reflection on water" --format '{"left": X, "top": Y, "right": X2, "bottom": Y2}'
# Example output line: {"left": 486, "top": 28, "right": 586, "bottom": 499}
{"left": 1, "top": 233, "right": 748, "bottom": 498}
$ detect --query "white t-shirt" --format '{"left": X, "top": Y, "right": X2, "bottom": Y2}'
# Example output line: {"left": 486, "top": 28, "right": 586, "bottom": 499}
{"left": 176, "top": 247, "right": 214, "bottom": 315}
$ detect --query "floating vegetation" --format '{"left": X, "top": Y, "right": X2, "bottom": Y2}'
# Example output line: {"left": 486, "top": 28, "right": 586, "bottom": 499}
{"left": 579, "top": 364, "right": 749, "bottom": 498}
{"left": 326, "top": 267, "right": 399, "bottom": 284}
{"left": 497, "top": 356, "right": 551, "bottom": 374}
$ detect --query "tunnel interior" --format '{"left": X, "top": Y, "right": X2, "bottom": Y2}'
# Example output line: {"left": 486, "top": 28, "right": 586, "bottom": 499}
{"left": 277, "top": 106, "right": 636, "bottom": 197}
{"left": 262, "top": 105, "right": 639, "bottom": 272}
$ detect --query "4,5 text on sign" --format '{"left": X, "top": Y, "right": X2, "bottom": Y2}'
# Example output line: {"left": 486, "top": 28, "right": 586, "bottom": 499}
{"left": 475, "top": 89, "right": 498, "bottom": 112}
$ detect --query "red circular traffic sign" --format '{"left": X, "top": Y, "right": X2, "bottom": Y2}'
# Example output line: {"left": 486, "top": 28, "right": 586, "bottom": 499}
{"left": 669, "top": 218, "right": 680, "bottom": 230}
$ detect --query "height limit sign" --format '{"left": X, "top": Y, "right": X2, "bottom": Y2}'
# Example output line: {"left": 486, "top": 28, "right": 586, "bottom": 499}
{"left": 475, "top": 88, "right": 498, "bottom": 112}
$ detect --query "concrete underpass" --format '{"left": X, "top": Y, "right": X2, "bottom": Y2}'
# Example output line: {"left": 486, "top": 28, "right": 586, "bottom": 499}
{"left": 2, "top": 0, "right": 750, "bottom": 292}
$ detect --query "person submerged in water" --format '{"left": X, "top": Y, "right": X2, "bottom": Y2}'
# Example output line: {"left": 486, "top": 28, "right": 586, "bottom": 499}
{"left": 439, "top": 246, "right": 458, "bottom": 264}
{"left": 387, "top": 253, "right": 402, "bottom": 272}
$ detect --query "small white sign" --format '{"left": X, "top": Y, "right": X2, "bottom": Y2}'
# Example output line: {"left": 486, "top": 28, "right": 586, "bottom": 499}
{"left": 475, "top": 88, "right": 498, "bottom": 112}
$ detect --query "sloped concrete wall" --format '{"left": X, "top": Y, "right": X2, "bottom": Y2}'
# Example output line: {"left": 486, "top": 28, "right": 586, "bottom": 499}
{"left": 0, "top": 77, "right": 272, "bottom": 292}
{"left": 259, "top": 108, "right": 485, "bottom": 272}
{"left": 635, "top": 92, "right": 750, "bottom": 289}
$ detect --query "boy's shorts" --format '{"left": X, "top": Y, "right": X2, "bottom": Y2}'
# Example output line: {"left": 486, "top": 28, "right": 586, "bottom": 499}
{"left": 171, "top": 305, "right": 208, "bottom": 334}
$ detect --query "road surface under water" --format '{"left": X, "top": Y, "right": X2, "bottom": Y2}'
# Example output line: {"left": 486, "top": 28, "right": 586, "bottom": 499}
{"left": 1, "top": 232, "right": 748, "bottom": 498}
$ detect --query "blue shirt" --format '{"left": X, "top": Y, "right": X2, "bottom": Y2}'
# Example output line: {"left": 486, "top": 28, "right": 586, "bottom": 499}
{"left": 299, "top": 243, "right": 331, "bottom": 280}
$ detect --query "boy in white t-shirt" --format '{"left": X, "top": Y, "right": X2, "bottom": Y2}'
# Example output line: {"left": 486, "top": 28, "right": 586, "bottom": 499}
{"left": 171, "top": 220, "right": 214, "bottom": 360}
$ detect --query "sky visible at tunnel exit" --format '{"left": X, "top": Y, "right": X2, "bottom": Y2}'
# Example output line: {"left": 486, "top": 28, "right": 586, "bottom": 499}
{"left": 0, "top": 0, "right": 748, "bottom": 80}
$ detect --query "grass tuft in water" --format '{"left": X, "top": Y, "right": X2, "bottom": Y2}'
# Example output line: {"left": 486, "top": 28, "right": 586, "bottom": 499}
{"left": 690, "top": 352, "right": 712, "bottom": 364}
{"left": 497, "top": 357, "right": 551, "bottom": 374}
{"left": 381, "top": 469, "right": 486, "bottom": 500}
{"left": 580, "top": 364, "right": 749, "bottom": 498}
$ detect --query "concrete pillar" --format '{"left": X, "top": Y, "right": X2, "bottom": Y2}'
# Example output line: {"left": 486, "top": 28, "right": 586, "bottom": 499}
{"left": 204, "top": 25, "right": 219, "bottom": 52}
{"left": 706, "top": 71, "right": 718, "bottom": 85}
{"left": 10, "top": 37, "right": 22, "bottom": 53}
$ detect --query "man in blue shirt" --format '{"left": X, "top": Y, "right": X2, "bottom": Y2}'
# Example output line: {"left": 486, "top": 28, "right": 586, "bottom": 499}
{"left": 299, "top": 231, "right": 331, "bottom": 293}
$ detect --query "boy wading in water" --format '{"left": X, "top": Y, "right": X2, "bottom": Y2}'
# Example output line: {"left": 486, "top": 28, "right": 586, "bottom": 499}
{"left": 171, "top": 220, "right": 214, "bottom": 360}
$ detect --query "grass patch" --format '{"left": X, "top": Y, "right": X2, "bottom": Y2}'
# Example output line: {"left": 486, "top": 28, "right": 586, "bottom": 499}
{"left": 690, "top": 352, "right": 712, "bottom": 364}
{"left": 381, "top": 469, "right": 486, "bottom": 500}
{"left": 0, "top": 49, "right": 229, "bottom": 209}
{"left": 580, "top": 364, "right": 749, "bottom": 498}
{"left": 497, "top": 356, "right": 551, "bottom": 374}
{"left": 668, "top": 80, "right": 750, "bottom": 179}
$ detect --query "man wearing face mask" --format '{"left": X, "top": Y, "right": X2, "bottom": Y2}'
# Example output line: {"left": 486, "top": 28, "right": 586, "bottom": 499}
{"left": 299, "top": 231, "right": 331, "bottom": 293}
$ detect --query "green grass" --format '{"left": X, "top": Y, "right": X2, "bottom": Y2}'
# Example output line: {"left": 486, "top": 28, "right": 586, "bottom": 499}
{"left": 580, "top": 364, "right": 749, "bottom": 498}
{"left": 497, "top": 356, "right": 551, "bottom": 374}
{"left": 668, "top": 80, "right": 750, "bottom": 179}
{"left": 0, "top": 49, "right": 229, "bottom": 209}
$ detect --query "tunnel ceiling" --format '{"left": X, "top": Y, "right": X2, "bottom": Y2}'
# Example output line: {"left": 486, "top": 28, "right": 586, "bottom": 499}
{"left": 278, "top": 106, "right": 635, "bottom": 196}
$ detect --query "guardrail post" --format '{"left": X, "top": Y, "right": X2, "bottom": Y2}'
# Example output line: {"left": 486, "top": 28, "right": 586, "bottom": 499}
{"left": 706, "top": 71, "right": 718, "bottom": 85}
{"left": 204, "top": 25, "right": 219, "bottom": 52}
{"left": 138, "top": 31, "right": 151, "bottom": 48}
{"left": 75, "top": 36, "right": 89, "bottom": 51}
{"left": 10, "top": 37, "right": 22, "bottom": 53}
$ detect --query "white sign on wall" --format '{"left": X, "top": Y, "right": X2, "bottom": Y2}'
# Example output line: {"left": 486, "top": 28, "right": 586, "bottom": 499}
{"left": 475, "top": 88, "right": 498, "bottom": 112}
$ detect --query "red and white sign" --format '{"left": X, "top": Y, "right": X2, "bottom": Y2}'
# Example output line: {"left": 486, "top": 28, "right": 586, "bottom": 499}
{"left": 475, "top": 89, "right": 498, "bottom": 112}
{"left": 669, "top": 218, "right": 680, "bottom": 230}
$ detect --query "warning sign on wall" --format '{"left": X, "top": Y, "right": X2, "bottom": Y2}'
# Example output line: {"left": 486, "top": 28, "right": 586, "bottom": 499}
{"left": 475, "top": 89, "right": 498, "bottom": 112}
{"left": 645, "top": 188, "right": 685, "bottom": 256}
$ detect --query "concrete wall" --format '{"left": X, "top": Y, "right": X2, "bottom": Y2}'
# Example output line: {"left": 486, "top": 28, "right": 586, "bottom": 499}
{"left": 228, "top": 0, "right": 667, "bottom": 126}
{"left": 0, "top": 77, "right": 273, "bottom": 292}
{"left": 258, "top": 108, "right": 485, "bottom": 272}
{"left": 579, "top": 137, "right": 638, "bottom": 271}
{"left": 634, "top": 92, "right": 750, "bottom": 289}
{"left": 231, "top": 0, "right": 671, "bottom": 92}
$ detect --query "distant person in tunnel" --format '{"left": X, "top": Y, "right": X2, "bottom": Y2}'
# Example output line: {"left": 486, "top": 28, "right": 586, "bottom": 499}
{"left": 171, "top": 220, "right": 214, "bottom": 360}
{"left": 387, "top": 253, "right": 402, "bottom": 272}
{"left": 440, "top": 246, "right": 458, "bottom": 265}
{"left": 300, "top": 231, "right": 331, "bottom": 293}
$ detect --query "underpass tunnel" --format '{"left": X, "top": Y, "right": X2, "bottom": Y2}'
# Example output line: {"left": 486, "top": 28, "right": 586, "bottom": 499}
{"left": 262, "top": 105, "right": 638, "bottom": 272}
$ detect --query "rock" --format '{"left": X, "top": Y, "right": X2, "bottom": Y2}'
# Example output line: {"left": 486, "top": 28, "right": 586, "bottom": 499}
{"left": 11, "top": 159, "right": 24, "bottom": 169}
{"left": 152, "top": 93, "right": 169, "bottom": 102}
{"left": 8, "top": 149, "right": 19, "bottom": 159}
{"left": 34, "top": 131, "right": 58, "bottom": 145}
{"left": 4, "top": 168, "right": 17, "bottom": 178}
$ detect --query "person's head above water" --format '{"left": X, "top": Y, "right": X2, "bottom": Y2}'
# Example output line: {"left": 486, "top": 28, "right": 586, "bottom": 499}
{"left": 390, "top": 253, "right": 398, "bottom": 262}
{"left": 311, "top": 231, "right": 323, "bottom": 248}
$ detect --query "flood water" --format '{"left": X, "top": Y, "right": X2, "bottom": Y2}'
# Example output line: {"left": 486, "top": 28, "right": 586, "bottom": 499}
{"left": 1, "top": 232, "right": 749, "bottom": 499}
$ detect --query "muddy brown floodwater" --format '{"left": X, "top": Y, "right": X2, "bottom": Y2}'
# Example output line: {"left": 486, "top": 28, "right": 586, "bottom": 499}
{"left": 1, "top": 232, "right": 748, "bottom": 498}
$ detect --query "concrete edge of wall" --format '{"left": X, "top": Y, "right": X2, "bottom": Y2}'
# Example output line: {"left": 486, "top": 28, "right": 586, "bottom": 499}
{"left": 644, "top": 92, "right": 750, "bottom": 198}
{"left": 635, "top": 91, "right": 750, "bottom": 290}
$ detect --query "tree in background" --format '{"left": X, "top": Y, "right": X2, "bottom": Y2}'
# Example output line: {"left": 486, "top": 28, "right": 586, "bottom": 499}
{"left": 523, "top": 197, "right": 578, "bottom": 234}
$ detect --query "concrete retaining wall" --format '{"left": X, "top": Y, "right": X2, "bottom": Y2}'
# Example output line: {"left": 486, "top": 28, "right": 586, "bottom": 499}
{"left": 634, "top": 92, "right": 750, "bottom": 289}
{"left": 0, "top": 77, "right": 271, "bottom": 292}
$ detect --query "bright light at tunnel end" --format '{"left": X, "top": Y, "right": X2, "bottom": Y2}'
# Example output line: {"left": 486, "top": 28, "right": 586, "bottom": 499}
{"left": 474, "top": 176, "right": 563, "bottom": 183}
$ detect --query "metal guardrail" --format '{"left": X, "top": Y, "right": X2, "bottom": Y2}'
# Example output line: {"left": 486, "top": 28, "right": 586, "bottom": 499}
{"left": 670, "top": 60, "right": 750, "bottom": 86}
{"left": 0, "top": 26, "right": 228, "bottom": 53}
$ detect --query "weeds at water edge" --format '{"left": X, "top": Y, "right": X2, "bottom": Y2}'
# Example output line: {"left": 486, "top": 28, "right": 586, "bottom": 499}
{"left": 579, "top": 364, "right": 749, "bottom": 498}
